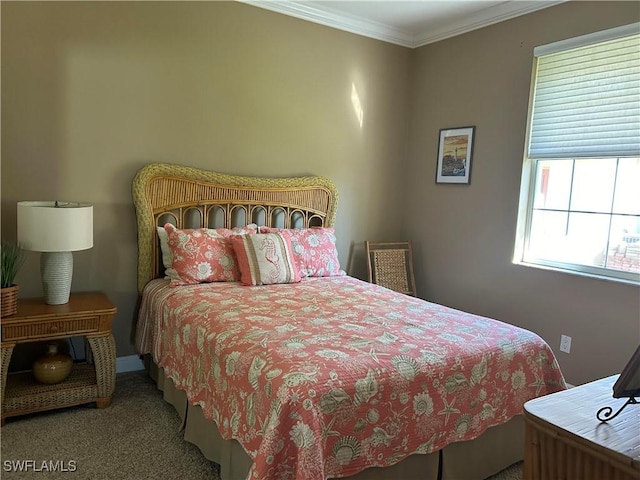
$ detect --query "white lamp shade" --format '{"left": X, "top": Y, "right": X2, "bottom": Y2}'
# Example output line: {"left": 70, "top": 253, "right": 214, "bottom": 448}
{"left": 17, "top": 201, "right": 93, "bottom": 252}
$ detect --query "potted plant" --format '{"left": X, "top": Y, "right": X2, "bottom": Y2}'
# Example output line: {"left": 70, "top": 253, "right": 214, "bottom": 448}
{"left": 1, "top": 241, "right": 25, "bottom": 317}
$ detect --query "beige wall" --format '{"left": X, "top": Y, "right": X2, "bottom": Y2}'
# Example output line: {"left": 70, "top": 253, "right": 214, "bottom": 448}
{"left": 1, "top": 2, "right": 410, "bottom": 358}
{"left": 406, "top": 1, "right": 640, "bottom": 385}
{"left": 2, "top": 1, "right": 638, "bottom": 385}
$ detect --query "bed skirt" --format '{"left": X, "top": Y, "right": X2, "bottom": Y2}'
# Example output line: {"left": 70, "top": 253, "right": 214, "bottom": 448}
{"left": 144, "top": 356, "right": 523, "bottom": 480}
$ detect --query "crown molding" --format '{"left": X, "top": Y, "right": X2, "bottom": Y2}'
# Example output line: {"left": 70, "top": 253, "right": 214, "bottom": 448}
{"left": 241, "top": 0, "right": 416, "bottom": 47}
{"left": 241, "top": 1, "right": 565, "bottom": 49}
{"left": 413, "top": 1, "right": 566, "bottom": 47}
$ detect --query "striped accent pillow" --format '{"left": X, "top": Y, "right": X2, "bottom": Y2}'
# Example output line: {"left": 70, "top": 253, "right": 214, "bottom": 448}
{"left": 231, "top": 233, "right": 301, "bottom": 286}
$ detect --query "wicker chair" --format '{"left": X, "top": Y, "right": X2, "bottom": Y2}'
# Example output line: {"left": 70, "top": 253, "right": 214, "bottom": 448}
{"left": 365, "top": 241, "right": 417, "bottom": 297}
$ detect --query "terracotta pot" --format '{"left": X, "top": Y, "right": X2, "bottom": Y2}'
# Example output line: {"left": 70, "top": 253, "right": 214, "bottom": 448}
{"left": 0, "top": 284, "right": 19, "bottom": 317}
{"left": 33, "top": 343, "right": 73, "bottom": 384}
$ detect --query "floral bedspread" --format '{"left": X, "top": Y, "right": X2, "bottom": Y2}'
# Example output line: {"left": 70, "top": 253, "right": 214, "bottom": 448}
{"left": 136, "top": 276, "right": 565, "bottom": 480}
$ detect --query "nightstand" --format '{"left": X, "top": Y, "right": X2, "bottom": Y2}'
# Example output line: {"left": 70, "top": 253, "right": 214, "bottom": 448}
{"left": 0, "top": 292, "right": 117, "bottom": 424}
{"left": 523, "top": 375, "right": 640, "bottom": 480}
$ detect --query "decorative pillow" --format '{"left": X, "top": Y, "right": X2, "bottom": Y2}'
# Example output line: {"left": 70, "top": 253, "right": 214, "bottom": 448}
{"left": 157, "top": 224, "right": 258, "bottom": 274}
{"left": 231, "top": 233, "right": 301, "bottom": 286}
{"left": 157, "top": 226, "right": 172, "bottom": 271}
{"left": 163, "top": 223, "right": 240, "bottom": 285}
{"left": 259, "top": 227, "right": 344, "bottom": 277}
{"left": 216, "top": 224, "right": 259, "bottom": 237}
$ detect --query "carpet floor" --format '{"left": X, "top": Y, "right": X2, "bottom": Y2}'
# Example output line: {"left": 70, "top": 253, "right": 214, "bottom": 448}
{"left": 1, "top": 371, "right": 522, "bottom": 480}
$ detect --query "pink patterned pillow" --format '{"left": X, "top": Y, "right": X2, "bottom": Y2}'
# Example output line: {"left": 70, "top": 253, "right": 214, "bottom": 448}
{"left": 214, "top": 224, "right": 258, "bottom": 237}
{"left": 164, "top": 223, "right": 240, "bottom": 285}
{"left": 260, "top": 227, "right": 344, "bottom": 277}
{"left": 158, "top": 224, "right": 257, "bottom": 270}
{"left": 231, "top": 233, "right": 301, "bottom": 286}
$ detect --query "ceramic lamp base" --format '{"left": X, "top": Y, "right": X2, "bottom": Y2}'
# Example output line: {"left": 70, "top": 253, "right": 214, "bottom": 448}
{"left": 41, "top": 251, "right": 73, "bottom": 305}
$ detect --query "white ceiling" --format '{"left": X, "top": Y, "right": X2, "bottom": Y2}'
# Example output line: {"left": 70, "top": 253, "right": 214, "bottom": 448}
{"left": 242, "top": 1, "right": 564, "bottom": 48}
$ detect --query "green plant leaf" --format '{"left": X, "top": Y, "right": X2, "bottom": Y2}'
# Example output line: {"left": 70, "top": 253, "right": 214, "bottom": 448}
{"left": 1, "top": 241, "right": 26, "bottom": 289}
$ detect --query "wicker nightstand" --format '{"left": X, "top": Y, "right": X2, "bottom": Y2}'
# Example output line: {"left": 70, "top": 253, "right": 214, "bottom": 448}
{"left": 0, "top": 292, "right": 116, "bottom": 425}
{"left": 523, "top": 375, "right": 640, "bottom": 480}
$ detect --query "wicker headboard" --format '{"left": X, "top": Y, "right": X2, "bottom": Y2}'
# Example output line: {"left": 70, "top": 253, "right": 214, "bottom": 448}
{"left": 132, "top": 163, "right": 339, "bottom": 294}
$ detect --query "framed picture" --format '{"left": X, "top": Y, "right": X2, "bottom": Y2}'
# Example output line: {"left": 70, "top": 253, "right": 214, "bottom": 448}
{"left": 613, "top": 344, "right": 640, "bottom": 399}
{"left": 435, "top": 126, "right": 475, "bottom": 184}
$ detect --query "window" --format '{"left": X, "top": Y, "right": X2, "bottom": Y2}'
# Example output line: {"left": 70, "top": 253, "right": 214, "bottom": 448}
{"left": 515, "top": 24, "right": 640, "bottom": 284}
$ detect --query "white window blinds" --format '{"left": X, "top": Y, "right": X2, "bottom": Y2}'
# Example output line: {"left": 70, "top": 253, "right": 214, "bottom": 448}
{"left": 528, "top": 25, "right": 640, "bottom": 159}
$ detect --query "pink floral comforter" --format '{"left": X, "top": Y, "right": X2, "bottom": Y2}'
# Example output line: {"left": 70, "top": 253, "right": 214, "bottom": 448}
{"left": 136, "top": 276, "right": 565, "bottom": 480}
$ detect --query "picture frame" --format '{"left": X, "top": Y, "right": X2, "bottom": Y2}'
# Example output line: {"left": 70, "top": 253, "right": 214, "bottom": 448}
{"left": 596, "top": 344, "right": 640, "bottom": 422}
{"left": 435, "top": 126, "right": 475, "bottom": 184}
{"left": 613, "top": 344, "right": 640, "bottom": 399}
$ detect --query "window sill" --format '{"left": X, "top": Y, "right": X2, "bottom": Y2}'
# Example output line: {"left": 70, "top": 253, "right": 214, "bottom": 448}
{"left": 513, "top": 260, "right": 640, "bottom": 287}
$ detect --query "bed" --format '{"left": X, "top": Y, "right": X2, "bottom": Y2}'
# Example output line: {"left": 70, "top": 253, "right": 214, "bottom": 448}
{"left": 132, "top": 162, "right": 566, "bottom": 480}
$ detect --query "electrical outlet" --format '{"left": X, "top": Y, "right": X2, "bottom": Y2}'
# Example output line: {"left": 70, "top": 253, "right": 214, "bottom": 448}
{"left": 560, "top": 335, "right": 572, "bottom": 354}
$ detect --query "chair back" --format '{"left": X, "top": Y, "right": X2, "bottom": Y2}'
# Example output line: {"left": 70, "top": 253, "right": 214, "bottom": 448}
{"left": 365, "top": 241, "right": 417, "bottom": 296}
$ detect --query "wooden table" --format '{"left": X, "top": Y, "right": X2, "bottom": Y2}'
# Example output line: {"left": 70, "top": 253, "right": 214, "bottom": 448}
{"left": 0, "top": 292, "right": 117, "bottom": 424}
{"left": 523, "top": 374, "right": 640, "bottom": 480}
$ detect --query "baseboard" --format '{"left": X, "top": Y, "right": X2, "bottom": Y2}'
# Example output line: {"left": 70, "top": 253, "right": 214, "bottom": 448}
{"left": 116, "top": 355, "right": 145, "bottom": 373}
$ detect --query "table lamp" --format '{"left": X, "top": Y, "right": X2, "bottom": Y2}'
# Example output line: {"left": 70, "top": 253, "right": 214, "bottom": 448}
{"left": 17, "top": 201, "right": 93, "bottom": 305}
